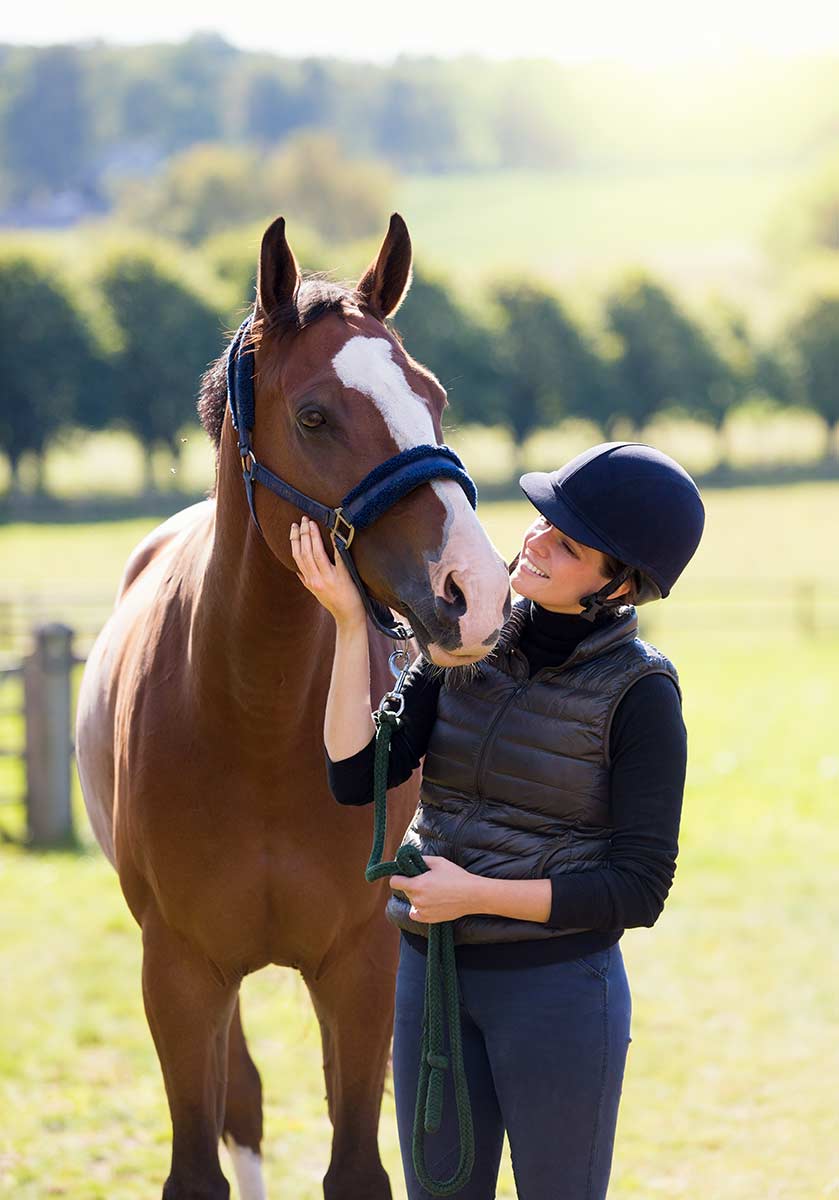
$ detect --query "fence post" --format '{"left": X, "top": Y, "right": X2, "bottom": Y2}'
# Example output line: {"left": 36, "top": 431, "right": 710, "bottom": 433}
{"left": 24, "top": 623, "right": 75, "bottom": 847}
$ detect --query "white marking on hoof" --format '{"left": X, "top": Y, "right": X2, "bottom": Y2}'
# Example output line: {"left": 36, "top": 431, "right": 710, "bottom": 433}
{"left": 224, "top": 1136, "right": 266, "bottom": 1200}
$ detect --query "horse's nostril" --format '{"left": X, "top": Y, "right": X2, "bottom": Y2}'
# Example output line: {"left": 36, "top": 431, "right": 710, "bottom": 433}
{"left": 445, "top": 573, "right": 465, "bottom": 607}
{"left": 435, "top": 572, "right": 468, "bottom": 623}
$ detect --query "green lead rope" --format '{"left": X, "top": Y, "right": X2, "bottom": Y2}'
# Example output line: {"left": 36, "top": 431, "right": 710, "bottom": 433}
{"left": 365, "top": 706, "right": 475, "bottom": 1196}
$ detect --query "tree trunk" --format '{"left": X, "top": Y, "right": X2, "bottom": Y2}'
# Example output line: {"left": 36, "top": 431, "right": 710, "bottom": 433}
{"left": 510, "top": 436, "right": 528, "bottom": 479}
{"left": 143, "top": 444, "right": 156, "bottom": 494}
{"left": 169, "top": 439, "right": 183, "bottom": 490}
{"left": 6, "top": 453, "right": 21, "bottom": 495}
{"left": 33, "top": 453, "right": 47, "bottom": 495}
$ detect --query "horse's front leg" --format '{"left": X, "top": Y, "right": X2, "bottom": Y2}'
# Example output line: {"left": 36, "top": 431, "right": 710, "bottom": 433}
{"left": 305, "top": 915, "right": 399, "bottom": 1200}
{"left": 142, "top": 907, "right": 239, "bottom": 1200}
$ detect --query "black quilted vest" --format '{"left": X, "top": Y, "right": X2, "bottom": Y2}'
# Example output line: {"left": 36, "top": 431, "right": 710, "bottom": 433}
{"left": 386, "top": 599, "right": 681, "bottom": 944}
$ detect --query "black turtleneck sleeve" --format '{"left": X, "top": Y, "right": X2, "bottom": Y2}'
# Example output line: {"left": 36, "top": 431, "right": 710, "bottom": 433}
{"left": 547, "top": 670, "right": 686, "bottom": 931}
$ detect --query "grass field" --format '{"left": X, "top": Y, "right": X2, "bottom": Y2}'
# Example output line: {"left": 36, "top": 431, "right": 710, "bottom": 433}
{"left": 2, "top": 486, "right": 838, "bottom": 1197}
{"left": 397, "top": 165, "right": 795, "bottom": 322}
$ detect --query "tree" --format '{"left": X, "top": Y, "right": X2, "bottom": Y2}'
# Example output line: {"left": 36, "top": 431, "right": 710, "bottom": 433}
{"left": 0, "top": 250, "right": 104, "bottom": 491}
{"left": 490, "top": 281, "right": 609, "bottom": 470}
{"left": 393, "top": 270, "right": 502, "bottom": 428}
{"left": 97, "top": 246, "right": 224, "bottom": 489}
{"left": 112, "top": 133, "right": 395, "bottom": 247}
{"left": 0, "top": 46, "right": 93, "bottom": 205}
{"left": 786, "top": 295, "right": 839, "bottom": 460}
{"left": 112, "top": 144, "right": 266, "bottom": 245}
{"left": 266, "top": 132, "right": 395, "bottom": 243}
{"left": 604, "top": 275, "right": 733, "bottom": 437}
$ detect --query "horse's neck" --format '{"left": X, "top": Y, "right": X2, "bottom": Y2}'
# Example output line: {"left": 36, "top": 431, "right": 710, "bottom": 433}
{"left": 191, "top": 452, "right": 336, "bottom": 725}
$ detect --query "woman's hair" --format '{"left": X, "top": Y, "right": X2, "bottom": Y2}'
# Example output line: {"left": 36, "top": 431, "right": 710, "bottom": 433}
{"left": 601, "top": 552, "right": 661, "bottom": 607}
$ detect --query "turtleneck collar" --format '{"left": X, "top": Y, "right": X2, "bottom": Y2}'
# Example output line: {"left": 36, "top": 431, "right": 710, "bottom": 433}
{"left": 528, "top": 601, "right": 599, "bottom": 639}
{"left": 517, "top": 600, "right": 612, "bottom": 677}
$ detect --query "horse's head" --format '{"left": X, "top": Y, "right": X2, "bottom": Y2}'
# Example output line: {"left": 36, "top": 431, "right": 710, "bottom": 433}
{"left": 220, "top": 213, "right": 510, "bottom": 665}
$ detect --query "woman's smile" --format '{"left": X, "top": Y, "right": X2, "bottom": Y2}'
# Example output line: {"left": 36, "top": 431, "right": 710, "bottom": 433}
{"left": 520, "top": 552, "right": 550, "bottom": 580}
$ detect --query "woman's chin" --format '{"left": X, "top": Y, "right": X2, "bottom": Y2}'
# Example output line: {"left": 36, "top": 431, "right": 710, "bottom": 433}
{"left": 510, "top": 564, "right": 543, "bottom": 599}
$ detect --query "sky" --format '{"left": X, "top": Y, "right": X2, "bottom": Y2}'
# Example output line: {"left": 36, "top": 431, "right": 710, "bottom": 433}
{"left": 5, "top": 0, "right": 839, "bottom": 66}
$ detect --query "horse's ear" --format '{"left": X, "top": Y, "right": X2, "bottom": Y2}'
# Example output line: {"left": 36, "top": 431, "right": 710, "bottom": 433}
{"left": 356, "top": 213, "right": 413, "bottom": 320}
{"left": 256, "top": 216, "right": 300, "bottom": 325}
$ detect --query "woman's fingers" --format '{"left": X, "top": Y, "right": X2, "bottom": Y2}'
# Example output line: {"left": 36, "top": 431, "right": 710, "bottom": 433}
{"left": 290, "top": 515, "right": 367, "bottom": 624}
{"left": 297, "top": 517, "right": 325, "bottom": 586}
{"left": 307, "top": 518, "right": 331, "bottom": 570}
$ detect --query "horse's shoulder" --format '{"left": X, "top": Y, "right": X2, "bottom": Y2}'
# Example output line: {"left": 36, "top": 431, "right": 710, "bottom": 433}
{"left": 116, "top": 500, "right": 214, "bottom": 603}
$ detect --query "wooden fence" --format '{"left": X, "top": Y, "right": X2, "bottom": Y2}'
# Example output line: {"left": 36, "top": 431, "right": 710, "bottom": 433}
{"left": 0, "top": 624, "right": 80, "bottom": 846}
{"left": 0, "top": 580, "right": 836, "bottom": 848}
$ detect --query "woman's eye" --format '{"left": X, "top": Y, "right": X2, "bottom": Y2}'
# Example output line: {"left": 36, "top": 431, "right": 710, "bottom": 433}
{"left": 298, "top": 411, "right": 326, "bottom": 429}
{"left": 561, "top": 539, "right": 577, "bottom": 557}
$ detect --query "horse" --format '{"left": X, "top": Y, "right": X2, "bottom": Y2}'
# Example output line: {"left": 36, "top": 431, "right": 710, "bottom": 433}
{"left": 75, "top": 212, "right": 512, "bottom": 1200}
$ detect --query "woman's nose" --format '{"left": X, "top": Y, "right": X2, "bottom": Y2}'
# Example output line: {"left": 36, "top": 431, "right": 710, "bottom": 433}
{"left": 528, "top": 528, "right": 552, "bottom": 555}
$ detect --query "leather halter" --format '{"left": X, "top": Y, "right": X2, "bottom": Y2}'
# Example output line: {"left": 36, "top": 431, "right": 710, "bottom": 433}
{"left": 226, "top": 314, "right": 478, "bottom": 642}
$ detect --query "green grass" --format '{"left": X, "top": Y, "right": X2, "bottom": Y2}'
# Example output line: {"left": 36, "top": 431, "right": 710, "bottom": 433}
{"left": 1, "top": 489, "right": 838, "bottom": 1197}
{"left": 398, "top": 165, "right": 794, "bottom": 320}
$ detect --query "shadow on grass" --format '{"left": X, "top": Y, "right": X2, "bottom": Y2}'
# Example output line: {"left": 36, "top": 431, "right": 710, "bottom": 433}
{"left": 0, "top": 489, "right": 210, "bottom": 525}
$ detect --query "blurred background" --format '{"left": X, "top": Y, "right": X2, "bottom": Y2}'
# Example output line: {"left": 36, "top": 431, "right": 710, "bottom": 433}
{"left": 1, "top": 2, "right": 837, "bottom": 1197}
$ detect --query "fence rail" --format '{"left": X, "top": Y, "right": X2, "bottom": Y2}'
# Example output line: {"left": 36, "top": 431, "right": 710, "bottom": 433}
{"left": 2, "top": 582, "right": 837, "bottom": 659}
{"left": 0, "top": 580, "right": 837, "bottom": 846}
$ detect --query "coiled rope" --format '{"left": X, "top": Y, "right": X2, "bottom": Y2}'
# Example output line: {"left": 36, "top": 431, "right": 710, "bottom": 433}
{"left": 364, "top": 697, "right": 475, "bottom": 1196}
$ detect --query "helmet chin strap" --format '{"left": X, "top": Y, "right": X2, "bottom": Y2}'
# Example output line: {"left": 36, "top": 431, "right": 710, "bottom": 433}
{"left": 578, "top": 565, "right": 634, "bottom": 622}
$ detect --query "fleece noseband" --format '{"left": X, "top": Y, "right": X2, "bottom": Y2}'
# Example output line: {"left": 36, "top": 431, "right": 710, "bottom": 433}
{"left": 226, "top": 314, "right": 477, "bottom": 642}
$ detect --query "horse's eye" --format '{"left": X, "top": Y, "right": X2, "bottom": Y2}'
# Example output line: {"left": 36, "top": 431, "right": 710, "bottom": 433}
{"left": 298, "top": 410, "right": 326, "bottom": 430}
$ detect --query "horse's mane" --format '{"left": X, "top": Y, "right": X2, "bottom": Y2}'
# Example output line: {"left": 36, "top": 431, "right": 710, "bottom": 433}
{"left": 197, "top": 275, "right": 362, "bottom": 488}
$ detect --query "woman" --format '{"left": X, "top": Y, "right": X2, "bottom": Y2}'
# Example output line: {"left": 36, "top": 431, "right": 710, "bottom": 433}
{"left": 290, "top": 441, "right": 705, "bottom": 1200}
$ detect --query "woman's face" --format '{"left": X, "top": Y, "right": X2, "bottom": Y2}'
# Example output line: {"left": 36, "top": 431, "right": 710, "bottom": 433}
{"left": 510, "top": 513, "right": 630, "bottom": 613}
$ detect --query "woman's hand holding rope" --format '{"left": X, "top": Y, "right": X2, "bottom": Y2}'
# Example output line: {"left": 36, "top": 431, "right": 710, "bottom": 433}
{"left": 390, "top": 855, "right": 480, "bottom": 923}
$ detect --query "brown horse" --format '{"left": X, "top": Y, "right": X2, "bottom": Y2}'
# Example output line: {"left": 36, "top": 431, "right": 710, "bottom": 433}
{"left": 75, "top": 214, "right": 511, "bottom": 1200}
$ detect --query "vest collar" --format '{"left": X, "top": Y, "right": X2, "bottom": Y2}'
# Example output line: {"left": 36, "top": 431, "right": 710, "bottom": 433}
{"left": 492, "top": 597, "right": 639, "bottom": 678}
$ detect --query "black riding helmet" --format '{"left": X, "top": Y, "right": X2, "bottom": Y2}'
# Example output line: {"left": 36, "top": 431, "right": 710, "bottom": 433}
{"left": 519, "top": 442, "right": 705, "bottom": 622}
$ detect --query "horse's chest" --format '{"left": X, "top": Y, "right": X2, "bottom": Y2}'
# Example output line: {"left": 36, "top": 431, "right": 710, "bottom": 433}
{"left": 125, "top": 768, "right": 376, "bottom": 972}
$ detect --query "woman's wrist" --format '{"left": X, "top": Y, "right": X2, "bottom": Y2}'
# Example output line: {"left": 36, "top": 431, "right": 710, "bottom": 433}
{"left": 333, "top": 612, "right": 368, "bottom": 639}
{"left": 468, "top": 873, "right": 553, "bottom": 924}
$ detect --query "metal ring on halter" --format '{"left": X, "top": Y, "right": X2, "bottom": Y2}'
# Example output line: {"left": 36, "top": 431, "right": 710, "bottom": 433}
{"left": 332, "top": 507, "right": 356, "bottom": 550}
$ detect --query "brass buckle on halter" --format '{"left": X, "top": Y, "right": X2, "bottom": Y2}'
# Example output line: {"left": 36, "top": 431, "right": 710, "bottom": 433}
{"left": 332, "top": 508, "right": 355, "bottom": 550}
{"left": 240, "top": 449, "right": 255, "bottom": 477}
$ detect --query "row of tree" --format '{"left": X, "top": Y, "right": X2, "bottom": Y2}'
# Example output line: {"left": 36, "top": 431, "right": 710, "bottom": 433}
{"left": 1, "top": 240, "right": 837, "bottom": 494}
{"left": 3, "top": 37, "right": 839, "bottom": 213}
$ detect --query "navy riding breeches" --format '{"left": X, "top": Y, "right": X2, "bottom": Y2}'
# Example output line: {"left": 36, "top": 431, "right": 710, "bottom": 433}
{"left": 392, "top": 935, "right": 633, "bottom": 1199}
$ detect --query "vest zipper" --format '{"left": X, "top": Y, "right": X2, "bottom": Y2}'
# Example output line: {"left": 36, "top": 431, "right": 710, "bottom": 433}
{"left": 445, "top": 678, "right": 530, "bottom": 863}
{"left": 444, "top": 652, "right": 587, "bottom": 863}
{"left": 473, "top": 680, "right": 529, "bottom": 800}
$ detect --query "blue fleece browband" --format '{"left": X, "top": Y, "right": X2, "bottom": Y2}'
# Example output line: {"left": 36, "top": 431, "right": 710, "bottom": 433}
{"left": 340, "top": 444, "right": 477, "bottom": 528}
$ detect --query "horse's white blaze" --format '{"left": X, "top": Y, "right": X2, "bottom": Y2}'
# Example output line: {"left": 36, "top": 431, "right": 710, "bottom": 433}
{"left": 224, "top": 1137, "right": 266, "bottom": 1200}
{"left": 332, "top": 335, "right": 437, "bottom": 449}
{"left": 332, "top": 335, "right": 509, "bottom": 654}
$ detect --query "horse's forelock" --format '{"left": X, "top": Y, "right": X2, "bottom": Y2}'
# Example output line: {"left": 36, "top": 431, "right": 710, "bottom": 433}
{"left": 196, "top": 276, "right": 366, "bottom": 482}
